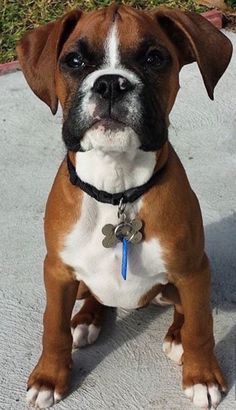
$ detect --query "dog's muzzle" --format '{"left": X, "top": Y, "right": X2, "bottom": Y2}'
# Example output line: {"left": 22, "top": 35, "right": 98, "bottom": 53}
{"left": 62, "top": 67, "right": 168, "bottom": 153}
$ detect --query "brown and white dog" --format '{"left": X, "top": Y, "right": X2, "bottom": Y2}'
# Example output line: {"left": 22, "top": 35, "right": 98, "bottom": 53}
{"left": 17, "top": 4, "right": 232, "bottom": 409}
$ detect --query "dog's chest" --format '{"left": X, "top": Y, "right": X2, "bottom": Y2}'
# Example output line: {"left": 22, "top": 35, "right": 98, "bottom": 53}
{"left": 61, "top": 194, "right": 168, "bottom": 309}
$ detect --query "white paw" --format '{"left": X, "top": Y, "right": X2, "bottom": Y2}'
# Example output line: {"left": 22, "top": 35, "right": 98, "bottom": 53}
{"left": 72, "top": 323, "right": 101, "bottom": 348}
{"left": 184, "top": 383, "right": 222, "bottom": 408}
{"left": 162, "top": 339, "right": 183, "bottom": 365}
{"left": 26, "top": 386, "right": 62, "bottom": 409}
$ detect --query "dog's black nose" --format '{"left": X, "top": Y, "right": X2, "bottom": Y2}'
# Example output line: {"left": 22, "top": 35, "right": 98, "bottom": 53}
{"left": 93, "top": 75, "right": 134, "bottom": 101}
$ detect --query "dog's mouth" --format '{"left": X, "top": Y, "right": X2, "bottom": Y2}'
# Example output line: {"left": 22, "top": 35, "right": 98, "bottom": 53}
{"left": 89, "top": 118, "right": 126, "bottom": 132}
{"left": 80, "top": 117, "right": 141, "bottom": 153}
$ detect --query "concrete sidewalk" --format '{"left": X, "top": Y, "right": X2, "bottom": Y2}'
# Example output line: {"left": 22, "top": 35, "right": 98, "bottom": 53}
{"left": 0, "top": 31, "right": 236, "bottom": 410}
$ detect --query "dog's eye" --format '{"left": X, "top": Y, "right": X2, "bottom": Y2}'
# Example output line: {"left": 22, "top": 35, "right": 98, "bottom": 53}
{"left": 145, "top": 50, "right": 166, "bottom": 68}
{"left": 64, "top": 53, "right": 85, "bottom": 69}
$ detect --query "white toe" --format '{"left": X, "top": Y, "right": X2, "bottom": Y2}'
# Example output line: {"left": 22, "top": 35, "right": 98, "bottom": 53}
{"left": 192, "top": 384, "right": 208, "bottom": 408}
{"left": 26, "top": 387, "right": 38, "bottom": 406}
{"left": 184, "top": 386, "right": 194, "bottom": 400}
{"left": 88, "top": 323, "right": 101, "bottom": 344}
{"left": 162, "top": 340, "right": 172, "bottom": 354}
{"left": 163, "top": 339, "right": 183, "bottom": 365}
{"left": 73, "top": 324, "right": 89, "bottom": 347}
{"left": 53, "top": 391, "right": 62, "bottom": 404}
{"left": 35, "top": 388, "right": 54, "bottom": 409}
{"left": 208, "top": 384, "right": 222, "bottom": 408}
{"left": 72, "top": 323, "right": 101, "bottom": 348}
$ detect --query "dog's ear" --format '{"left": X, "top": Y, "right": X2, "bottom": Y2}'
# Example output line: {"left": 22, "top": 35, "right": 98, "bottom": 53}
{"left": 153, "top": 8, "right": 232, "bottom": 100}
{"left": 16, "top": 10, "right": 82, "bottom": 114}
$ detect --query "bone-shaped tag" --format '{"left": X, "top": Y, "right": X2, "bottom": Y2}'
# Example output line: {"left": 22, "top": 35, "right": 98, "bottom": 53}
{"left": 102, "top": 218, "right": 143, "bottom": 248}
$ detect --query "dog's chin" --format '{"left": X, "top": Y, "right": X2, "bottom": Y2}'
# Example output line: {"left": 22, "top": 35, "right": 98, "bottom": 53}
{"left": 80, "top": 121, "right": 140, "bottom": 153}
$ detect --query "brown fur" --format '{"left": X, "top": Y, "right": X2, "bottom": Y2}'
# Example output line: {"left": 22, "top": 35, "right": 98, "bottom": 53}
{"left": 17, "top": 3, "right": 232, "bottom": 404}
{"left": 76, "top": 281, "right": 92, "bottom": 300}
{"left": 138, "top": 284, "right": 164, "bottom": 307}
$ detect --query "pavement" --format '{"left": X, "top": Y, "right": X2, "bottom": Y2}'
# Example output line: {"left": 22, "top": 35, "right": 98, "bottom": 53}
{"left": 0, "top": 30, "right": 236, "bottom": 410}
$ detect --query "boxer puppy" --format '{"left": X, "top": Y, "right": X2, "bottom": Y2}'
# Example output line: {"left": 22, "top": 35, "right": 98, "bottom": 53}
{"left": 17, "top": 4, "right": 232, "bottom": 409}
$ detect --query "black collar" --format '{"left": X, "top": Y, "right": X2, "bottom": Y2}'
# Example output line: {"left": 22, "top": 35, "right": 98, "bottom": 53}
{"left": 67, "top": 153, "right": 166, "bottom": 206}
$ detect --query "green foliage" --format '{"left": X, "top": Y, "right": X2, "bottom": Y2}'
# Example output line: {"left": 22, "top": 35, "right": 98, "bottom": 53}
{"left": 0, "top": 0, "right": 205, "bottom": 63}
{"left": 227, "top": 0, "right": 236, "bottom": 7}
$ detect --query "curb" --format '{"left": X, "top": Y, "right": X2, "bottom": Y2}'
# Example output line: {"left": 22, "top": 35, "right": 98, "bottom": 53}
{"left": 0, "top": 9, "right": 223, "bottom": 76}
{"left": 201, "top": 9, "right": 223, "bottom": 29}
{"left": 0, "top": 60, "right": 20, "bottom": 76}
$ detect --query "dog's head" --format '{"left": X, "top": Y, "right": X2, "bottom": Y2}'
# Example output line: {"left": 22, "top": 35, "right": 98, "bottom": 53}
{"left": 17, "top": 4, "right": 232, "bottom": 153}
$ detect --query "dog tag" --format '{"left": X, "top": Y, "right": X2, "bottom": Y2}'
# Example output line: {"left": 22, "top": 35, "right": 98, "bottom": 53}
{"left": 102, "top": 224, "right": 119, "bottom": 248}
{"left": 102, "top": 218, "right": 143, "bottom": 248}
{"left": 102, "top": 216, "right": 143, "bottom": 280}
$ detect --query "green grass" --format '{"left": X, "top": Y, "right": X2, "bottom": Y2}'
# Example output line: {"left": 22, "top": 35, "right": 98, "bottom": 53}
{"left": 227, "top": 0, "right": 236, "bottom": 6}
{"left": 0, "top": 0, "right": 206, "bottom": 63}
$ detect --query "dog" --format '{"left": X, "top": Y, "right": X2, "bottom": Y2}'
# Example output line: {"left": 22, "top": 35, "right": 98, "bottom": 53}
{"left": 17, "top": 4, "right": 232, "bottom": 409}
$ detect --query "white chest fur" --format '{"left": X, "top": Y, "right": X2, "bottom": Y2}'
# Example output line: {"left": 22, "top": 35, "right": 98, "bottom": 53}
{"left": 60, "top": 195, "right": 168, "bottom": 309}
{"left": 61, "top": 147, "right": 168, "bottom": 309}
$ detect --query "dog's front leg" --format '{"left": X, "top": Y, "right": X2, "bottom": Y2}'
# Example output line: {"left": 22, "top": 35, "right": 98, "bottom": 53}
{"left": 173, "top": 255, "right": 226, "bottom": 408}
{"left": 26, "top": 256, "right": 78, "bottom": 409}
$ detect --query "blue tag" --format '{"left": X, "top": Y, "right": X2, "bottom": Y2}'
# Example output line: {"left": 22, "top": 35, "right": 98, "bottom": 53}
{"left": 121, "top": 238, "right": 128, "bottom": 280}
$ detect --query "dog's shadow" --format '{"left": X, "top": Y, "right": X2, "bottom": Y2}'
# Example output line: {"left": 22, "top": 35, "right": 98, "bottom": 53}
{"left": 70, "top": 214, "right": 236, "bottom": 394}
{"left": 206, "top": 213, "right": 236, "bottom": 392}
{"left": 206, "top": 213, "right": 236, "bottom": 307}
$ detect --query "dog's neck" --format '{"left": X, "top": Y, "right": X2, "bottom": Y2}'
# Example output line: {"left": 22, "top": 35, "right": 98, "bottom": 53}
{"left": 74, "top": 144, "right": 168, "bottom": 194}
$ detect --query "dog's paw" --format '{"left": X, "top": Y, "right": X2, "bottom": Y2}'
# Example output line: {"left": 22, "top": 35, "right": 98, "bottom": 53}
{"left": 162, "top": 338, "right": 183, "bottom": 365}
{"left": 183, "top": 355, "right": 226, "bottom": 408}
{"left": 184, "top": 383, "right": 222, "bottom": 409}
{"left": 26, "top": 386, "right": 62, "bottom": 409}
{"left": 71, "top": 300, "right": 103, "bottom": 349}
{"left": 72, "top": 322, "right": 101, "bottom": 348}
{"left": 26, "top": 356, "right": 70, "bottom": 409}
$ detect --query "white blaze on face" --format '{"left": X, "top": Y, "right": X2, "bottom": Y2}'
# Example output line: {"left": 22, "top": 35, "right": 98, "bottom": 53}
{"left": 105, "top": 23, "right": 120, "bottom": 68}
{"left": 79, "top": 21, "right": 143, "bottom": 157}
{"left": 81, "top": 22, "right": 140, "bottom": 93}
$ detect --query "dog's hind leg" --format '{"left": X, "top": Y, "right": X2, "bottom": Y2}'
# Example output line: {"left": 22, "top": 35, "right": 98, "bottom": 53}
{"left": 163, "top": 306, "right": 184, "bottom": 365}
{"left": 71, "top": 294, "right": 105, "bottom": 348}
{"left": 157, "top": 283, "right": 184, "bottom": 365}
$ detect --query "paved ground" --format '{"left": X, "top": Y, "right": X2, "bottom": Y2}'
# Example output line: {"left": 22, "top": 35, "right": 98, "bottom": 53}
{"left": 0, "top": 31, "right": 236, "bottom": 410}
